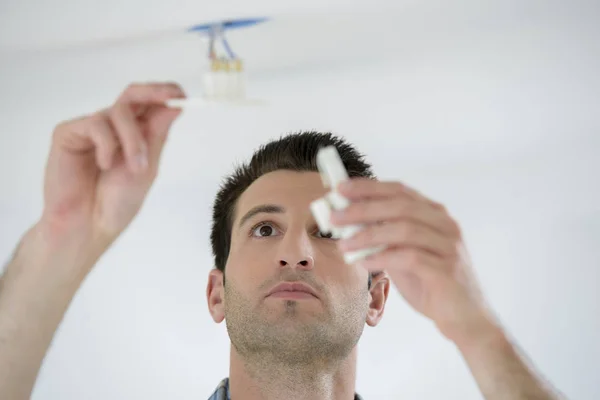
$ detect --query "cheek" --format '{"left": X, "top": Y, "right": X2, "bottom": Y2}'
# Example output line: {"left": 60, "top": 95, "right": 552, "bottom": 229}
{"left": 318, "top": 252, "right": 368, "bottom": 290}
{"left": 226, "top": 240, "right": 274, "bottom": 284}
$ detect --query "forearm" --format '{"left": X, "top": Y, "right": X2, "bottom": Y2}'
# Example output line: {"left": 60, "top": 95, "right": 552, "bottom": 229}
{"left": 0, "top": 222, "right": 105, "bottom": 400}
{"left": 457, "top": 326, "right": 566, "bottom": 400}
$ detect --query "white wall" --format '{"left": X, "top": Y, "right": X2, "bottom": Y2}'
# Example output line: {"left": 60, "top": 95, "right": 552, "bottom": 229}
{"left": 1, "top": 2, "right": 599, "bottom": 399}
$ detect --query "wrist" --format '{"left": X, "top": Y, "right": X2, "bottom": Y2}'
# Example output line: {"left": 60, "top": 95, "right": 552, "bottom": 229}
{"left": 17, "top": 218, "right": 110, "bottom": 280}
{"left": 453, "top": 317, "right": 509, "bottom": 357}
{"left": 439, "top": 303, "right": 507, "bottom": 352}
{"left": 38, "top": 209, "right": 113, "bottom": 250}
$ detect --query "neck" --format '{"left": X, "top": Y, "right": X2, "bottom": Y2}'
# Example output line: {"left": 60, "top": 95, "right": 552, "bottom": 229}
{"left": 228, "top": 344, "right": 358, "bottom": 400}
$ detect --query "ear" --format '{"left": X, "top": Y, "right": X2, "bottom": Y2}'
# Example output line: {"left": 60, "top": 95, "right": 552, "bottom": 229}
{"left": 366, "top": 271, "right": 390, "bottom": 327}
{"left": 207, "top": 268, "right": 225, "bottom": 323}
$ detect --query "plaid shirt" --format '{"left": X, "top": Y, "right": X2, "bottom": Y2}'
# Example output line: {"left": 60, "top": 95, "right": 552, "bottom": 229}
{"left": 208, "top": 378, "right": 364, "bottom": 399}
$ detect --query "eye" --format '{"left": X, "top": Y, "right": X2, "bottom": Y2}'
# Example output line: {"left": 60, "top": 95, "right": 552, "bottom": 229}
{"left": 251, "top": 222, "right": 279, "bottom": 237}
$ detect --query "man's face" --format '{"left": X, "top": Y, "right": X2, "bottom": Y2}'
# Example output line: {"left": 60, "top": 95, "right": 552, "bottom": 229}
{"left": 217, "top": 170, "right": 375, "bottom": 364}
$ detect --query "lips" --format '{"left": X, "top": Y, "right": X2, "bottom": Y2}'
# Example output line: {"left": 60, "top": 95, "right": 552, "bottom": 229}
{"left": 266, "top": 282, "right": 319, "bottom": 298}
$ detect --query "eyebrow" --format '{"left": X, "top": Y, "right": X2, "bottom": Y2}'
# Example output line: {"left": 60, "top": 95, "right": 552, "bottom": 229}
{"left": 237, "top": 204, "right": 286, "bottom": 229}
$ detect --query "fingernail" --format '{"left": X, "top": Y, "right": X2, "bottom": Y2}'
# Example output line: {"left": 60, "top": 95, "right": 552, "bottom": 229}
{"left": 166, "top": 84, "right": 185, "bottom": 97}
{"left": 135, "top": 143, "right": 148, "bottom": 172}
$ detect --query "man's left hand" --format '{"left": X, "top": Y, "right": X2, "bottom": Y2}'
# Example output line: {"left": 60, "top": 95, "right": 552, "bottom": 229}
{"left": 331, "top": 178, "right": 502, "bottom": 347}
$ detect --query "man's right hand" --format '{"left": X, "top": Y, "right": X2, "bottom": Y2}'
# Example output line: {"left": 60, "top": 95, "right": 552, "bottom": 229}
{"left": 41, "top": 82, "right": 185, "bottom": 251}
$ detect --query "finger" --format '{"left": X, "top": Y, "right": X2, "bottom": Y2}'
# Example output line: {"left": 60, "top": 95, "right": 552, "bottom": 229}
{"left": 331, "top": 197, "right": 459, "bottom": 237}
{"left": 338, "top": 220, "right": 456, "bottom": 258}
{"left": 52, "top": 114, "right": 119, "bottom": 169}
{"left": 144, "top": 107, "right": 182, "bottom": 169}
{"left": 85, "top": 116, "right": 119, "bottom": 170}
{"left": 338, "top": 178, "right": 434, "bottom": 204}
{"left": 117, "top": 82, "right": 186, "bottom": 108}
{"left": 359, "top": 247, "right": 443, "bottom": 279}
{"left": 108, "top": 102, "right": 148, "bottom": 174}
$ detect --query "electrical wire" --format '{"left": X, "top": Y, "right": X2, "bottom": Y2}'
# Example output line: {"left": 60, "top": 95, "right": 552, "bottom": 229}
{"left": 220, "top": 33, "right": 236, "bottom": 60}
{"left": 208, "top": 30, "right": 216, "bottom": 60}
{"left": 198, "top": 20, "right": 252, "bottom": 61}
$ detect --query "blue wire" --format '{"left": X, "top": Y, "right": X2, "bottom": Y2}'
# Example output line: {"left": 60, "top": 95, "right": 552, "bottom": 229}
{"left": 221, "top": 35, "right": 236, "bottom": 59}
{"left": 190, "top": 18, "right": 267, "bottom": 60}
{"left": 188, "top": 17, "right": 268, "bottom": 33}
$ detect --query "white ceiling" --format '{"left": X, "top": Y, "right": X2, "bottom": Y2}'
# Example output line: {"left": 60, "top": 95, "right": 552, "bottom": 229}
{"left": 2, "top": 0, "right": 599, "bottom": 133}
{"left": 0, "top": 0, "right": 525, "bottom": 51}
{"left": 2, "top": 0, "right": 598, "bottom": 71}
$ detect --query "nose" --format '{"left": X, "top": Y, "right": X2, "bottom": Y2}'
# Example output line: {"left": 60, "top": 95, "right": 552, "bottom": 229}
{"left": 278, "top": 255, "right": 315, "bottom": 270}
{"left": 276, "top": 229, "right": 315, "bottom": 271}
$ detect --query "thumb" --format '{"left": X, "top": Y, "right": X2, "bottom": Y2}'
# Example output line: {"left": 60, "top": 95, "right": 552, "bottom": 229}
{"left": 145, "top": 106, "right": 182, "bottom": 167}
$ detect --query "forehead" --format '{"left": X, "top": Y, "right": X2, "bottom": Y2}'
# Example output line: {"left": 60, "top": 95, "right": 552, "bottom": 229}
{"left": 235, "top": 170, "right": 326, "bottom": 219}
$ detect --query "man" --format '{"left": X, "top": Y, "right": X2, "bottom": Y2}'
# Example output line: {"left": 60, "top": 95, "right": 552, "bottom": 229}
{"left": 0, "top": 83, "right": 565, "bottom": 399}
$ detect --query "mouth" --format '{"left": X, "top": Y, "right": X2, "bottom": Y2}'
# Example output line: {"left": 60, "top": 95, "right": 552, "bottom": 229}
{"left": 268, "top": 291, "right": 316, "bottom": 300}
{"left": 266, "top": 282, "right": 319, "bottom": 300}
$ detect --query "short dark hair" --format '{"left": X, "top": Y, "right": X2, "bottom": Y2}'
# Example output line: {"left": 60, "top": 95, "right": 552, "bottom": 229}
{"left": 210, "top": 131, "right": 375, "bottom": 281}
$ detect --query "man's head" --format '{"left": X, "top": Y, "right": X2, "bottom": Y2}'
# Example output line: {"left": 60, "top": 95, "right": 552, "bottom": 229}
{"left": 206, "top": 131, "right": 390, "bottom": 367}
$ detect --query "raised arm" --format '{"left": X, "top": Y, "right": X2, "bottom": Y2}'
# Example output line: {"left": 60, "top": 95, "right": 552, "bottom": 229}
{"left": 456, "top": 326, "right": 567, "bottom": 400}
{"left": 0, "top": 82, "right": 185, "bottom": 400}
{"left": 331, "top": 178, "right": 567, "bottom": 399}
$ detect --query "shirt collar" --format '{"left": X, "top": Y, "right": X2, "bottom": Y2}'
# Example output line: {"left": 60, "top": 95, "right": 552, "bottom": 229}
{"left": 209, "top": 378, "right": 364, "bottom": 400}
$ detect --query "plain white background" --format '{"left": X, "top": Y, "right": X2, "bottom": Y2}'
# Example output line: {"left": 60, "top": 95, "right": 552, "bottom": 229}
{"left": 1, "top": 1, "right": 599, "bottom": 399}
